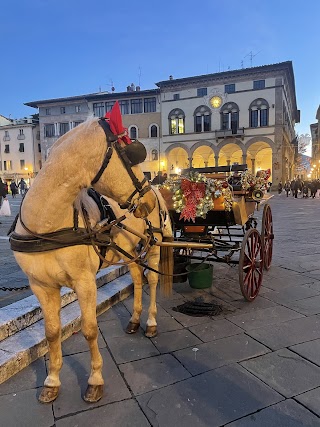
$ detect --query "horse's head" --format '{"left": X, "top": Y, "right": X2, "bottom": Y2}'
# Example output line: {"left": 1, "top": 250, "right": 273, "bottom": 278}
{"left": 91, "top": 120, "right": 156, "bottom": 218}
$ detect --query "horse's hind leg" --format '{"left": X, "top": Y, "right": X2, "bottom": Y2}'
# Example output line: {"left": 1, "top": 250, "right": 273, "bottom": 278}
{"left": 31, "top": 283, "right": 62, "bottom": 403}
{"left": 76, "top": 279, "right": 104, "bottom": 403}
{"left": 126, "top": 262, "right": 144, "bottom": 334}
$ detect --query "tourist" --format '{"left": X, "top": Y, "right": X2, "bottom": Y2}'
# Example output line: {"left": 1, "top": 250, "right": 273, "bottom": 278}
{"left": 293, "top": 177, "right": 303, "bottom": 198}
{"left": 10, "top": 181, "right": 18, "bottom": 198}
{"left": 284, "top": 181, "right": 291, "bottom": 197}
{"left": 18, "top": 178, "right": 27, "bottom": 195}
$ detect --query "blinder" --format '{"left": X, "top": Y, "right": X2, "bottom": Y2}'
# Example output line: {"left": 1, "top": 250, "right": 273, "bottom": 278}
{"left": 123, "top": 140, "right": 147, "bottom": 166}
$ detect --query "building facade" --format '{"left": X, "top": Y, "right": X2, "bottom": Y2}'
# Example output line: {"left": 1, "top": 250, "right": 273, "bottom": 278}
{"left": 311, "top": 106, "right": 320, "bottom": 178}
{"left": 156, "top": 61, "right": 299, "bottom": 185}
{"left": 25, "top": 86, "right": 162, "bottom": 180}
{"left": 25, "top": 61, "right": 299, "bottom": 185}
{"left": 0, "top": 116, "right": 41, "bottom": 185}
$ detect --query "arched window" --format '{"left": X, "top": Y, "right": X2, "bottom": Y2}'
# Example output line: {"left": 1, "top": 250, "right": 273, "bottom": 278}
{"left": 194, "top": 105, "right": 211, "bottom": 132}
{"left": 151, "top": 149, "right": 158, "bottom": 161}
{"left": 249, "top": 99, "right": 269, "bottom": 127}
{"left": 168, "top": 109, "right": 185, "bottom": 134}
{"left": 150, "top": 124, "right": 158, "bottom": 138}
{"left": 220, "top": 102, "right": 239, "bottom": 133}
{"left": 129, "top": 126, "right": 138, "bottom": 139}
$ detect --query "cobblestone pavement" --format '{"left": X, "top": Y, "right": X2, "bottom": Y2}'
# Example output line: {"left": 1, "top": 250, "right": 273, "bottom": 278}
{"left": 2, "top": 193, "right": 320, "bottom": 426}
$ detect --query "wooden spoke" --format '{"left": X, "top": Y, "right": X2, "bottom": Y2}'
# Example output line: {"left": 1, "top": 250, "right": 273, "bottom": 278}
{"left": 261, "top": 204, "right": 274, "bottom": 270}
{"left": 239, "top": 228, "right": 264, "bottom": 301}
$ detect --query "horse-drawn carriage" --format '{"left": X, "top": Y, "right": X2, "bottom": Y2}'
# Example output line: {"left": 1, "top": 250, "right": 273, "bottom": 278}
{"left": 7, "top": 101, "right": 273, "bottom": 404}
{"left": 159, "top": 164, "right": 274, "bottom": 301}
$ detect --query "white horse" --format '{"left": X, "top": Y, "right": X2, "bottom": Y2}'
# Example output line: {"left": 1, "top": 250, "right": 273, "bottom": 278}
{"left": 76, "top": 186, "right": 173, "bottom": 338}
{"left": 11, "top": 118, "right": 157, "bottom": 404}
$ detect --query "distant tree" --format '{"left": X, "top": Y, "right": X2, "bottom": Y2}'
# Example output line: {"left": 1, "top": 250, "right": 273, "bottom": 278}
{"left": 298, "top": 133, "right": 311, "bottom": 154}
{"left": 295, "top": 134, "right": 311, "bottom": 176}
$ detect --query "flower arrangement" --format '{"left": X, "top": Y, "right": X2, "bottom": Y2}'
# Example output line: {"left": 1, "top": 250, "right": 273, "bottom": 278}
{"left": 240, "top": 169, "right": 270, "bottom": 193}
{"left": 162, "top": 171, "right": 233, "bottom": 222}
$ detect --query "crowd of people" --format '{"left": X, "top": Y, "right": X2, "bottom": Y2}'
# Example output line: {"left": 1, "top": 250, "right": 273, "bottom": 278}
{"left": 278, "top": 177, "right": 320, "bottom": 198}
{"left": 0, "top": 178, "right": 28, "bottom": 221}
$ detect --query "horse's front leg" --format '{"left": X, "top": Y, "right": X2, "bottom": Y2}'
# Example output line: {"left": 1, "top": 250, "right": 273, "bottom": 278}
{"left": 31, "top": 283, "right": 62, "bottom": 403}
{"left": 145, "top": 246, "right": 160, "bottom": 338}
{"left": 125, "top": 261, "right": 144, "bottom": 334}
{"left": 76, "top": 278, "right": 104, "bottom": 403}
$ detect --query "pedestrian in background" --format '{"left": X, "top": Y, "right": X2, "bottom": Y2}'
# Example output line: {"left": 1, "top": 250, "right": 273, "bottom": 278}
{"left": 316, "top": 180, "right": 320, "bottom": 199}
{"left": 284, "top": 181, "right": 291, "bottom": 197}
{"left": 277, "top": 181, "right": 283, "bottom": 195}
{"left": 10, "top": 181, "right": 18, "bottom": 198}
{"left": 18, "top": 178, "right": 27, "bottom": 195}
{"left": 293, "top": 177, "right": 303, "bottom": 198}
{"left": 290, "top": 179, "right": 295, "bottom": 197}
{"left": 0, "top": 178, "right": 8, "bottom": 207}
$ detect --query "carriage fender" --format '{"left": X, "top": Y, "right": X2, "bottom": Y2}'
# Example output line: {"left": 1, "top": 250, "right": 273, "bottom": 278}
{"left": 232, "top": 197, "right": 250, "bottom": 226}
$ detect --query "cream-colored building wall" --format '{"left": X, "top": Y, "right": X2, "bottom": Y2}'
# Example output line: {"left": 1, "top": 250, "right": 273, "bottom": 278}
{"left": 161, "top": 83, "right": 277, "bottom": 136}
{"left": 0, "top": 123, "right": 40, "bottom": 183}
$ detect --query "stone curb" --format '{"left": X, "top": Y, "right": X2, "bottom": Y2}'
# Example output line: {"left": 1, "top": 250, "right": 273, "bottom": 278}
{"left": 0, "top": 272, "right": 133, "bottom": 385}
{"left": 0, "top": 264, "right": 128, "bottom": 342}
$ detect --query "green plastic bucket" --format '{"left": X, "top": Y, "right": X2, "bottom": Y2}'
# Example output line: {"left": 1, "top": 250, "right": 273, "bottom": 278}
{"left": 186, "top": 263, "right": 213, "bottom": 289}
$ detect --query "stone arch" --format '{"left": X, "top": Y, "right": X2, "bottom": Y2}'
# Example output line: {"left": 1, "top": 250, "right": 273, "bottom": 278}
{"left": 245, "top": 137, "right": 274, "bottom": 178}
{"left": 165, "top": 143, "right": 190, "bottom": 157}
{"left": 165, "top": 144, "right": 189, "bottom": 173}
{"left": 190, "top": 140, "right": 217, "bottom": 156}
{"left": 217, "top": 142, "right": 244, "bottom": 166}
{"left": 244, "top": 136, "right": 275, "bottom": 155}
{"left": 217, "top": 138, "right": 244, "bottom": 151}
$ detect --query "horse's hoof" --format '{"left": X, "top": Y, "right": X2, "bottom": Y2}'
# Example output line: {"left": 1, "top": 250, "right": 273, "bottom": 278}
{"left": 38, "top": 386, "right": 60, "bottom": 404}
{"left": 125, "top": 322, "right": 140, "bottom": 334}
{"left": 83, "top": 384, "right": 104, "bottom": 403}
{"left": 145, "top": 325, "right": 158, "bottom": 338}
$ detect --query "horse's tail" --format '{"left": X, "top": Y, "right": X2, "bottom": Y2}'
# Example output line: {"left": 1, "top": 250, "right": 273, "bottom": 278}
{"left": 159, "top": 236, "right": 174, "bottom": 297}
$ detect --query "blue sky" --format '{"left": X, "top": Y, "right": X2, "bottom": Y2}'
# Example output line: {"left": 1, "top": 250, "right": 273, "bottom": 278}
{"left": 1, "top": 0, "right": 319, "bottom": 140}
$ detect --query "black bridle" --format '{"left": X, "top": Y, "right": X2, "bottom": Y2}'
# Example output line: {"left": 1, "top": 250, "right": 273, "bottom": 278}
{"left": 91, "top": 118, "right": 151, "bottom": 210}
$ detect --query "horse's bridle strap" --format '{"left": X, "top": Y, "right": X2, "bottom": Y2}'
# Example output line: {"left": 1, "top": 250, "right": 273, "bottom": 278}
{"left": 92, "top": 119, "right": 151, "bottom": 210}
{"left": 91, "top": 145, "right": 112, "bottom": 185}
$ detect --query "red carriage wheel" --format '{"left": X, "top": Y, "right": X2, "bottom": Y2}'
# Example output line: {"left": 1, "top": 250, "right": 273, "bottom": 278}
{"left": 239, "top": 228, "right": 264, "bottom": 301}
{"left": 261, "top": 203, "right": 274, "bottom": 270}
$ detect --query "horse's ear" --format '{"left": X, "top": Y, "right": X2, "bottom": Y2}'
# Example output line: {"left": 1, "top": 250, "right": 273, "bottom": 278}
{"left": 124, "top": 140, "right": 147, "bottom": 165}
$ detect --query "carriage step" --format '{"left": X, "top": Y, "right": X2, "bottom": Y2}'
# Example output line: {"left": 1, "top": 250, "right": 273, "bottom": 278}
{"left": 0, "top": 264, "right": 128, "bottom": 343}
{"left": 0, "top": 271, "right": 133, "bottom": 385}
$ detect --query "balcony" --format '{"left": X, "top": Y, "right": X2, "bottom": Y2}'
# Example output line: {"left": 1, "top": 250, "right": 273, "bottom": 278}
{"left": 17, "top": 134, "right": 25, "bottom": 140}
{"left": 215, "top": 128, "right": 245, "bottom": 140}
{"left": 3, "top": 136, "right": 10, "bottom": 141}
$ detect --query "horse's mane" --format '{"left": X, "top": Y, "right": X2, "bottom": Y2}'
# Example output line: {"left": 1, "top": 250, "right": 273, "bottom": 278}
{"left": 74, "top": 189, "right": 101, "bottom": 227}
